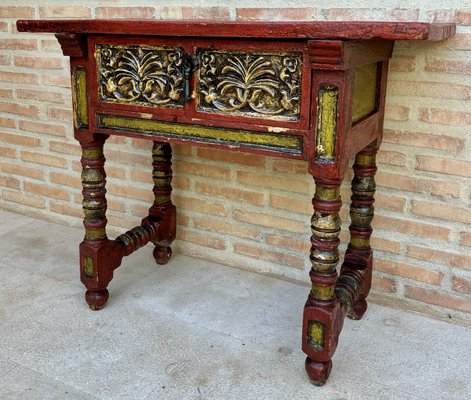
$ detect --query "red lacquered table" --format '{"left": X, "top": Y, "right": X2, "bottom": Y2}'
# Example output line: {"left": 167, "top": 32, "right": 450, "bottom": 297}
{"left": 17, "top": 19, "right": 455, "bottom": 385}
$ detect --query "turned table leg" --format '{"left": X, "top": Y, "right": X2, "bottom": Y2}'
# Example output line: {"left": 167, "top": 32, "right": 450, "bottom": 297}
{"left": 79, "top": 137, "right": 122, "bottom": 310}
{"left": 302, "top": 178, "right": 344, "bottom": 386}
{"left": 143, "top": 141, "right": 176, "bottom": 265}
{"left": 337, "top": 142, "right": 378, "bottom": 320}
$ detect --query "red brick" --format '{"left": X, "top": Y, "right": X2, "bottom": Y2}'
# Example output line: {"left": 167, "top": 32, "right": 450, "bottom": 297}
{"left": 0, "top": 22, "right": 8, "bottom": 32}
{"left": 446, "top": 33, "right": 471, "bottom": 51}
{"left": 24, "top": 182, "right": 70, "bottom": 201}
{"left": 14, "top": 56, "right": 62, "bottom": 69}
{"left": 269, "top": 193, "right": 312, "bottom": 215}
{"left": 0, "top": 117, "right": 15, "bottom": 129}
{"left": 234, "top": 243, "right": 305, "bottom": 269}
{"left": 426, "top": 9, "right": 457, "bottom": 23}
{"left": 238, "top": 171, "right": 310, "bottom": 194}
{"left": 452, "top": 276, "right": 471, "bottom": 295}
{"left": 375, "top": 193, "right": 406, "bottom": 212}
{"left": 405, "top": 286, "right": 471, "bottom": 313}
{"left": 425, "top": 59, "right": 471, "bottom": 75}
{"left": 384, "top": 104, "right": 409, "bottom": 121}
{"left": 49, "top": 141, "right": 81, "bottom": 156}
{"left": 372, "top": 275, "right": 397, "bottom": 293}
{"left": 20, "top": 151, "right": 67, "bottom": 168}
{"left": 407, "top": 245, "right": 471, "bottom": 271}
{"left": 177, "top": 229, "right": 226, "bottom": 250}
{"left": 0, "top": 55, "right": 9, "bottom": 65}
{"left": 389, "top": 56, "right": 416, "bottom": 72}
{"left": 416, "top": 156, "right": 471, "bottom": 178}
{"left": 175, "top": 160, "right": 230, "bottom": 180}
{"left": 0, "top": 176, "right": 20, "bottom": 189}
{"left": 50, "top": 172, "right": 81, "bottom": 188}
{"left": 383, "top": 129, "right": 465, "bottom": 152}
{"left": 0, "top": 162, "right": 43, "bottom": 180}
{"left": 370, "top": 237, "right": 401, "bottom": 254}
{"left": 39, "top": 7, "right": 91, "bottom": 18}
{"left": 0, "top": 146, "right": 16, "bottom": 158}
{"left": 0, "top": 7, "right": 34, "bottom": 18}
{"left": 107, "top": 183, "right": 153, "bottom": 203}
{"left": 0, "top": 39, "right": 37, "bottom": 50}
{"left": 420, "top": 108, "right": 471, "bottom": 126}
{"left": 0, "top": 102, "right": 39, "bottom": 118}
{"left": 233, "top": 209, "right": 306, "bottom": 233}
{"left": 457, "top": 10, "right": 471, "bottom": 25}
{"left": 375, "top": 258, "right": 443, "bottom": 285}
{"left": 17, "top": 89, "right": 64, "bottom": 104}
{"left": 47, "top": 107, "right": 73, "bottom": 121}
{"left": 272, "top": 159, "right": 308, "bottom": 175}
{"left": 96, "top": 7, "right": 155, "bottom": 19}
{"left": 237, "top": 8, "right": 317, "bottom": 21}
{"left": 19, "top": 120, "right": 66, "bottom": 137}
{"left": 461, "top": 232, "right": 471, "bottom": 247}
{"left": 0, "top": 71, "right": 38, "bottom": 84}
{"left": 174, "top": 195, "right": 227, "bottom": 217}
{"left": 196, "top": 182, "right": 264, "bottom": 205}
{"left": 193, "top": 217, "right": 261, "bottom": 241}
{"left": 266, "top": 234, "right": 310, "bottom": 253}
{"left": 0, "top": 89, "right": 13, "bottom": 99}
{"left": 3, "top": 190, "right": 45, "bottom": 209}
{"left": 42, "top": 74, "right": 71, "bottom": 88}
{"left": 376, "top": 149, "right": 407, "bottom": 167}
{"left": 388, "top": 80, "right": 471, "bottom": 100}
{"left": 326, "top": 8, "right": 419, "bottom": 22}
{"left": 376, "top": 172, "right": 460, "bottom": 198}
{"left": 411, "top": 200, "right": 471, "bottom": 225}
{"left": 41, "top": 40, "right": 62, "bottom": 53}
{"left": 50, "top": 202, "right": 83, "bottom": 219}
{"left": 185, "top": 7, "right": 230, "bottom": 20}
{"left": 0, "top": 132, "right": 40, "bottom": 147}
{"left": 373, "top": 215, "right": 450, "bottom": 241}
{"left": 196, "top": 148, "right": 265, "bottom": 168}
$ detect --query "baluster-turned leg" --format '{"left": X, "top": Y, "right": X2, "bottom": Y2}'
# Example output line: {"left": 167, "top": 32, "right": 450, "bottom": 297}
{"left": 143, "top": 141, "right": 176, "bottom": 265}
{"left": 79, "top": 138, "right": 122, "bottom": 310}
{"left": 302, "top": 179, "right": 345, "bottom": 386}
{"left": 336, "top": 142, "right": 378, "bottom": 320}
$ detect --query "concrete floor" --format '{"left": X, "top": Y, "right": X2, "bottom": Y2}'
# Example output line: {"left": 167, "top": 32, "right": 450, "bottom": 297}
{"left": 0, "top": 208, "right": 470, "bottom": 400}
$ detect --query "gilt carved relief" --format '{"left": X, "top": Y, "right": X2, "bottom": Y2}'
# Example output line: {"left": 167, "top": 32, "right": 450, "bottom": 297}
{"left": 197, "top": 49, "right": 302, "bottom": 120}
{"left": 96, "top": 44, "right": 186, "bottom": 108}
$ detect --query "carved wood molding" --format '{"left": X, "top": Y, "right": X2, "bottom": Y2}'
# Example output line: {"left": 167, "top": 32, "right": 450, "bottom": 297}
{"left": 55, "top": 33, "right": 87, "bottom": 58}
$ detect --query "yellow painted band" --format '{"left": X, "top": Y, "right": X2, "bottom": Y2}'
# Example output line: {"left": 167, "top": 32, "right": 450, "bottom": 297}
{"left": 97, "top": 114, "right": 302, "bottom": 154}
{"left": 73, "top": 67, "right": 88, "bottom": 129}
{"left": 316, "top": 87, "right": 337, "bottom": 161}
{"left": 352, "top": 63, "right": 378, "bottom": 124}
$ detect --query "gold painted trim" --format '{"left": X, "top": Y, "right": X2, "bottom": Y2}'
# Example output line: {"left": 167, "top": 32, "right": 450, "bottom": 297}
{"left": 311, "top": 285, "right": 335, "bottom": 301}
{"left": 85, "top": 228, "right": 107, "bottom": 241}
{"left": 315, "top": 87, "right": 338, "bottom": 162}
{"left": 307, "top": 320, "right": 325, "bottom": 349}
{"left": 72, "top": 67, "right": 88, "bottom": 129}
{"left": 83, "top": 256, "right": 94, "bottom": 278}
{"left": 315, "top": 186, "right": 340, "bottom": 200}
{"left": 356, "top": 153, "right": 376, "bottom": 166}
{"left": 97, "top": 114, "right": 303, "bottom": 154}
{"left": 350, "top": 237, "right": 371, "bottom": 248}
{"left": 352, "top": 63, "right": 378, "bottom": 124}
{"left": 82, "top": 147, "right": 103, "bottom": 159}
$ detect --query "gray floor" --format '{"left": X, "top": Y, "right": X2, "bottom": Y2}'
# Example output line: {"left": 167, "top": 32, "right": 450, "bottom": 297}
{"left": 0, "top": 209, "right": 470, "bottom": 400}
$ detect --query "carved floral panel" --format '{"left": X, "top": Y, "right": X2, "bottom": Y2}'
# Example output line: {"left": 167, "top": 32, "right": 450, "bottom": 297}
{"left": 196, "top": 49, "right": 302, "bottom": 120}
{"left": 96, "top": 44, "right": 186, "bottom": 108}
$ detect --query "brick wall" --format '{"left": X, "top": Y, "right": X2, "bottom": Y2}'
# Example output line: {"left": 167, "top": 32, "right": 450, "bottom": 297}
{"left": 1, "top": 2, "right": 470, "bottom": 322}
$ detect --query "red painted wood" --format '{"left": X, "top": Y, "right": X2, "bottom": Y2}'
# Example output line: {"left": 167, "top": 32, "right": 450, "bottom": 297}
{"left": 17, "top": 19, "right": 455, "bottom": 41}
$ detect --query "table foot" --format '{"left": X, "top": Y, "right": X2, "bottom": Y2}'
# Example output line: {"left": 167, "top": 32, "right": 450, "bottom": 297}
{"left": 153, "top": 245, "right": 172, "bottom": 265}
{"left": 347, "top": 298, "right": 367, "bottom": 320}
{"left": 305, "top": 357, "right": 332, "bottom": 386}
{"left": 85, "top": 289, "right": 109, "bottom": 310}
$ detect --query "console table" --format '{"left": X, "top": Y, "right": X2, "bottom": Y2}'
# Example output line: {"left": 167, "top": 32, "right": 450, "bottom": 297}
{"left": 17, "top": 19, "right": 455, "bottom": 385}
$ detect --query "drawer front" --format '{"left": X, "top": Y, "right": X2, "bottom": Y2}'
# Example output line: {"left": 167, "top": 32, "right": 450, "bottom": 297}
{"left": 196, "top": 48, "right": 303, "bottom": 121}
{"left": 95, "top": 43, "right": 186, "bottom": 109}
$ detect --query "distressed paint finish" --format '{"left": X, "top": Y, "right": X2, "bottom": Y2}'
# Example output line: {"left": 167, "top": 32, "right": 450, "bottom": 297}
{"left": 72, "top": 66, "right": 88, "bottom": 129}
{"left": 96, "top": 114, "right": 303, "bottom": 155}
{"left": 15, "top": 18, "right": 455, "bottom": 387}
{"left": 315, "top": 87, "right": 338, "bottom": 162}
{"left": 351, "top": 63, "right": 378, "bottom": 124}
{"left": 197, "top": 49, "right": 302, "bottom": 120}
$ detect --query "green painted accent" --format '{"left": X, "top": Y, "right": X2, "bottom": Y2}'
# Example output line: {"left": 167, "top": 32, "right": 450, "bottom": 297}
{"left": 315, "top": 87, "right": 338, "bottom": 162}
{"left": 356, "top": 153, "right": 376, "bottom": 166}
{"left": 73, "top": 67, "right": 88, "bottom": 129}
{"left": 350, "top": 236, "right": 371, "bottom": 248}
{"left": 307, "top": 320, "right": 325, "bottom": 349}
{"left": 352, "top": 63, "right": 378, "bottom": 124}
{"left": 83, "top": 256, "right": 94, "bottom": 278}
{"left": 96, "top": 114, "right": 303, "bottom": 155}
{"left": 82, "top": 147, "right": 103, "bottom": 159}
